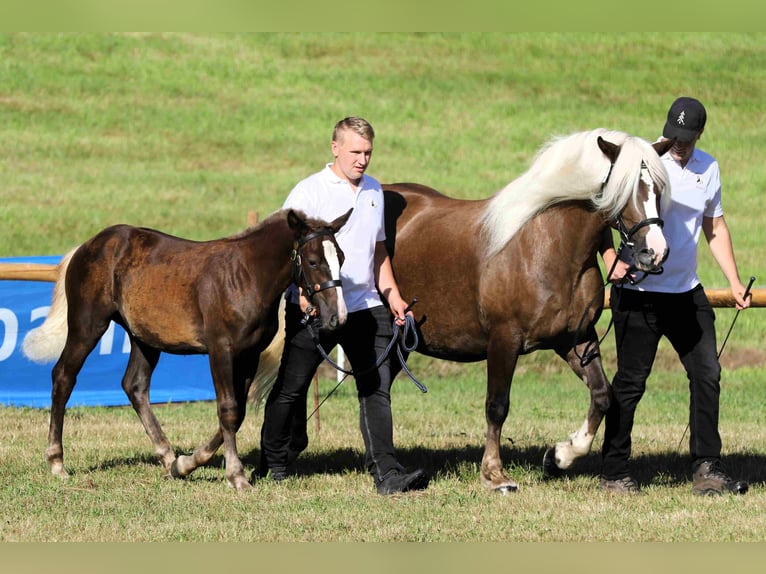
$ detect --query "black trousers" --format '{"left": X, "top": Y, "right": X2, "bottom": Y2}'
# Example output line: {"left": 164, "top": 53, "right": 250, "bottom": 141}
{"left": 260, "top": 303, "right": 402, "bottom": 483}
{"left": 601, "top": 284, "right": 722, "bottom": 480}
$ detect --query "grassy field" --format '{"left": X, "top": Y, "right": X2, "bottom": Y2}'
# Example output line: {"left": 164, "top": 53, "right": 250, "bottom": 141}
{"left": 1, "top": 33, "right": 765, "bottom": 543}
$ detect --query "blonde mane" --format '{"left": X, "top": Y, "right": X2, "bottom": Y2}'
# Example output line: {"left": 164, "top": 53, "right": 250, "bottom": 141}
{"left": 480, "top": 128, "right": 670, "bottom": 258}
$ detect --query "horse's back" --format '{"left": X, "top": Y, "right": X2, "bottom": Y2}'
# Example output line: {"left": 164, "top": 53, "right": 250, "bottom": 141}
{"left": 383, "top": 183, "right": 489, "bottom": 360}
{"left": 382, "top": 183, "right": 605, "bottom": 360}
{"left": 67, "top": 224, "right": 216, "bottom": 350}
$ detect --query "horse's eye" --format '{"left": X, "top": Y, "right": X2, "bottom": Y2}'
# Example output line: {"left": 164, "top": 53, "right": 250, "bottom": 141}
{"left": 307, "top": 258, "right": 320, "bottom": 269}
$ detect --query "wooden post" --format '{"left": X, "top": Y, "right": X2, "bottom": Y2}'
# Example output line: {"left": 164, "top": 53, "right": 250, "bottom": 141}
{"left": 604, "top": 287, "right": 766, "bottom": 308}
{"left": 0, "top": 263, "right": 59, "bottom": 282}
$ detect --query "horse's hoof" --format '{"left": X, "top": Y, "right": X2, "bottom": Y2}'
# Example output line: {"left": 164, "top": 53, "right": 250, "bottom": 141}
{"left": 494, "top": 483, "right": 519, "bottom": 495}
{"left": 542, "top": 448, "right": 565, "bottom": 480}
{"left": 50, "top": 462, "right": 69, "bottom": 479}
{"left": 170, "top": 458, "right": 188, "bottom": 479}
{"left": 229, "top": 477, "right": 253, "bottom": 491}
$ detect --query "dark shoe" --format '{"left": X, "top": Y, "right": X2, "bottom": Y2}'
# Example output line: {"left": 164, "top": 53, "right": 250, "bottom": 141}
{"left": 258, "top": 466, "right": 289, "bottom": 482}
{"left": 692, "top": 460, "right": 748, "bottom": 496}
{"left": 376, "top": 469, "right": 430, "bottom": 495}
{"left": 599, "top": 476, "right": 640, "bottom": 494}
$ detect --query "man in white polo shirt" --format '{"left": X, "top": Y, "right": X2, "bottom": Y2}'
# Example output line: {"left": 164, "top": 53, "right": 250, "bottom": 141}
{"left": 259, "top": 117, "right": 429, "bottom": 494}
{"left": 599, "top": 97, "right": 751, "bottom": 495}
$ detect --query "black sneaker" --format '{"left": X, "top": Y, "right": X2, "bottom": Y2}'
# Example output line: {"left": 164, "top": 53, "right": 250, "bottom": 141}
{"left": 692, "top": 460, "right": 748, "bottom": 496}
{"left": 256, "top": 465, "right": 290, "bottom": 482}
{"left": 599, "top": 476, "right": 640, "bottom": 494}
{"left": 376, "top": 469, "right": 430, "bottom": 495}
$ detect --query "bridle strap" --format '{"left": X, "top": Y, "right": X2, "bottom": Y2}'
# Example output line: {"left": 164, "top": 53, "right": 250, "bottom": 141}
{"left": 291, "top": 229, "right": 343, "bottom": 300}
{"left": 616, "top": 216, "right": 664, "bottom": 247}
{"left": 295, "top": 229, "right": 334, "bottom": 249}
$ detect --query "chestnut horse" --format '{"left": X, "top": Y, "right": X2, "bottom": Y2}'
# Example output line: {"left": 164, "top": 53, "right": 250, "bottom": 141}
{"left": 382, "top": 129, "right": 673, "bottom": 492}
{"left": 22, "top": 208, "right": 350, "bottom": 490}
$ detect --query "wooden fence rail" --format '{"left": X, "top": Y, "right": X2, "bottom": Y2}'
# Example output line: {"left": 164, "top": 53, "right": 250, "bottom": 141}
{"left": 1, "top": 262, "right": 764, "bottom": 307}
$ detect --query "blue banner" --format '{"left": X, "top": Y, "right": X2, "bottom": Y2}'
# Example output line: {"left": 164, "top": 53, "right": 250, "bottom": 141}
{"left": 0, "top": 255, "right": 216, "bottom": 408}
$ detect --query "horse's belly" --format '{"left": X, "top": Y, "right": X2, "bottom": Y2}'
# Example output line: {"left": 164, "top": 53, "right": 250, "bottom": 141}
{"left": 415, "top": 327, "right": 488, "bottom": 362}
{"left": 120, "top": 297, "right": 205, "bottom": 351}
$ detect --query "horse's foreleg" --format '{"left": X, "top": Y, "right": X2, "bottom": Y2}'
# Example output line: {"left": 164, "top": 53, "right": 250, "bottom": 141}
{"left": 481, "top": 334, "right": 521, "bottom": 493}
{"left": 172, "top": 355, "right": 257, "bottom": 488}
{"left": 122, "top": 342, "right": 176, "bottom": 473}
{"left": 545, "top": 339, "right": 612, "bottom": 474}
{"left": 172, "top": 429, "right": 224, "bottom": 478}
{"left": 177, "top": 350, "right": 251, "bottom": 490}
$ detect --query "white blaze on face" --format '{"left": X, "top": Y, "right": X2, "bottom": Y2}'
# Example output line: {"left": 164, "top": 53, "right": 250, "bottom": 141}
{"left": 322, "top": 239, "right": 347, "bottom": 323}
{"left": 639, "top": 168, "right": 667, "bottom": 266}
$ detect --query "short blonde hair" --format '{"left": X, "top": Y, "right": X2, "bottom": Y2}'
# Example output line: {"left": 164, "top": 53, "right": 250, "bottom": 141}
{"left": 332, "top": 116, "right": 375, "bottom": 143}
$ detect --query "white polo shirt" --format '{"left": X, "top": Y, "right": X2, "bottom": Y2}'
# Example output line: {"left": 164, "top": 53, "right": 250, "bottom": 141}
{"left": 283, "top": 164, "right": 386, "bottom": 312}
{"left": 626, "top": 145, "right": 723, "bottom": 294}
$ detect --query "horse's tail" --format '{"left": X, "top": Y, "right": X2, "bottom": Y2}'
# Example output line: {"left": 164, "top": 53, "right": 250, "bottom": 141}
{"left": 22, "top": 247, "right": 78, "bottom": 364}
{"left": 248, "top": 297, "right": 286, "bottom": 407}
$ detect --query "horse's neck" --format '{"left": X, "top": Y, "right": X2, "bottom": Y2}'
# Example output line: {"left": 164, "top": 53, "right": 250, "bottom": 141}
{"left": 245, "top": 217, "right": 296, "bottom": 293}
{"left": 536, "top": 203, "right": 606, "bottom": 262}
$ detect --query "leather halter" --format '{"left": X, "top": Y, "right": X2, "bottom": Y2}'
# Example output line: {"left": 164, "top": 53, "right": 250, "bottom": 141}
{"left": 291, "top": 229, "right": 343, "bottom": 300}
{"left": 613, "top": 161, "right": 666, "bottom": 284}
{"left": 602, "top": 161, "right": 664, "bottom": 245}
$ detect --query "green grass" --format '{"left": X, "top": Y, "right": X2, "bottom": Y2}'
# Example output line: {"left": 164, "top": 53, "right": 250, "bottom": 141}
{"left": 1, "top": 365, "right": 764, "bottom": 542}
{"left": 1, "top": 33, "right": 765, "bottom": 542}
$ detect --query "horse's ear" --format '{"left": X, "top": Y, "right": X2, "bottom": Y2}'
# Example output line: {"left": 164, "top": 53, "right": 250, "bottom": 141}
{"left": 597, "top": 136, "right": 621, "bottom": 164}
{"left": 652, "top": 138, "right": 674, "bottom": 158}
{"left": 330, "top": 208, "right": 353, "bottom": 233}
{"left": 286, "top": 209, "right": 309, "bottom": 234}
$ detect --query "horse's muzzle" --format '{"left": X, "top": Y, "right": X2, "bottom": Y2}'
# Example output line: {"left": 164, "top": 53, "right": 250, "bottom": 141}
{"left": 635, "top": 246, "right": 669, "bottom": 271}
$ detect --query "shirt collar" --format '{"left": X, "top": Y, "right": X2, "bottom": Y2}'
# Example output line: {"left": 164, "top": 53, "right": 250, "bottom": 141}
{"left": 322, "top": 163, "right": 367, "bottom": 189}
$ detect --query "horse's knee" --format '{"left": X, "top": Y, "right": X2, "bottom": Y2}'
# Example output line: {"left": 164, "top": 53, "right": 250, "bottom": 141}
{"left": 217, "top": 400, "right": 245, "bottom": 432}
{"left": 485, "top": 399, "right": 509, "bottom": 425}
{"left": 594, "top": 382, "right": 612, "bottom": 413}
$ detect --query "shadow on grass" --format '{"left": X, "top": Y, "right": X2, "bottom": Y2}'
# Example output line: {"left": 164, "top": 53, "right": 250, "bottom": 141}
{"left": 82, "top": 444, "right": 766, "bottom": 490}
{"left": 242, "top": 444, "right": 766, "bottom": 489}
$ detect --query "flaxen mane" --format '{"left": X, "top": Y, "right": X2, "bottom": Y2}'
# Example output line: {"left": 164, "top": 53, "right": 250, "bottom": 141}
{"left": 480, "top": 128, "right": 670, "bottom": 258}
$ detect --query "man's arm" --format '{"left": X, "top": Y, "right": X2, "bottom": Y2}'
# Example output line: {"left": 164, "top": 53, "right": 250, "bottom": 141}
{"left": 703, "top": 214, "right": 750, "bottom": 309}
{"left": 374, "top": 241, "right": 409, "bottom": 324}
{"left": 599, "top": 228, "right": 633, "bottom": 284}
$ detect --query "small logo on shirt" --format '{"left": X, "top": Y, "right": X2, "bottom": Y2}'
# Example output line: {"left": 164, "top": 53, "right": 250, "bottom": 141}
{"left": 371, "top": 200, "right": 377, "bottom": 208}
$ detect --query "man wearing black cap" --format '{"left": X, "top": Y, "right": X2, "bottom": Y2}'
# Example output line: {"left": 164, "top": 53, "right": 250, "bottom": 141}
{"left": 599, "top": 97, "right": 752, "bottom": 495}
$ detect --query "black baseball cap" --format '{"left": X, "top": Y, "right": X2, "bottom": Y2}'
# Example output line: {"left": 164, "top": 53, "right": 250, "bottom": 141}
{"left": 663, "top": 97, "right": 707, "bottom": 142}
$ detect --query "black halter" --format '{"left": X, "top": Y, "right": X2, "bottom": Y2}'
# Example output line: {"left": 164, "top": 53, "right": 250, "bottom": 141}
{"left": 611, "top": 160, "right": 666, "bottom": 284}
{"left": 615, "top": 215, "right": 665, "bottom": 249}
{"left": 291, "top": 229, "right": 343, "bottom": 300}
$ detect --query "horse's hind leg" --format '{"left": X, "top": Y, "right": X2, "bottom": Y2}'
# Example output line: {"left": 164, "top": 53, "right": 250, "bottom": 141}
{"left": 121, "top": 340, "right": 176, "bottom": 474}
{"left": 47, "top": 320, "right": 110, "bottom": 478}
{"left": 544, "top": 337, "right": 612, "bottom": 475}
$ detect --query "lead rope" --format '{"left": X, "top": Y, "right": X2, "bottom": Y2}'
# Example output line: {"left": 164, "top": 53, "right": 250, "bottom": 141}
{"left": 305, "top": 299, "right": 427, "bottom": 422}
{"left": 574, "top": 217, "right": 666, "bottom": 367}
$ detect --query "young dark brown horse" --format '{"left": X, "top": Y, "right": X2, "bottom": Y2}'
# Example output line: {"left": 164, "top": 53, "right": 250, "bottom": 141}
{"left": 22, "top": 208, "right": 350, "bottom": 490}
{"left": 382, "top": 129, "right": 674, "bottom": 492}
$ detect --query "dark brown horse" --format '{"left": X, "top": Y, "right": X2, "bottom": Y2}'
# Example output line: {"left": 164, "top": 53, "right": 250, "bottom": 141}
{"left": 382, "top": 129, "right": 674, "bottom": 492}
{"left": 22, "top": 208, "right": 350, "bottom": 490}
